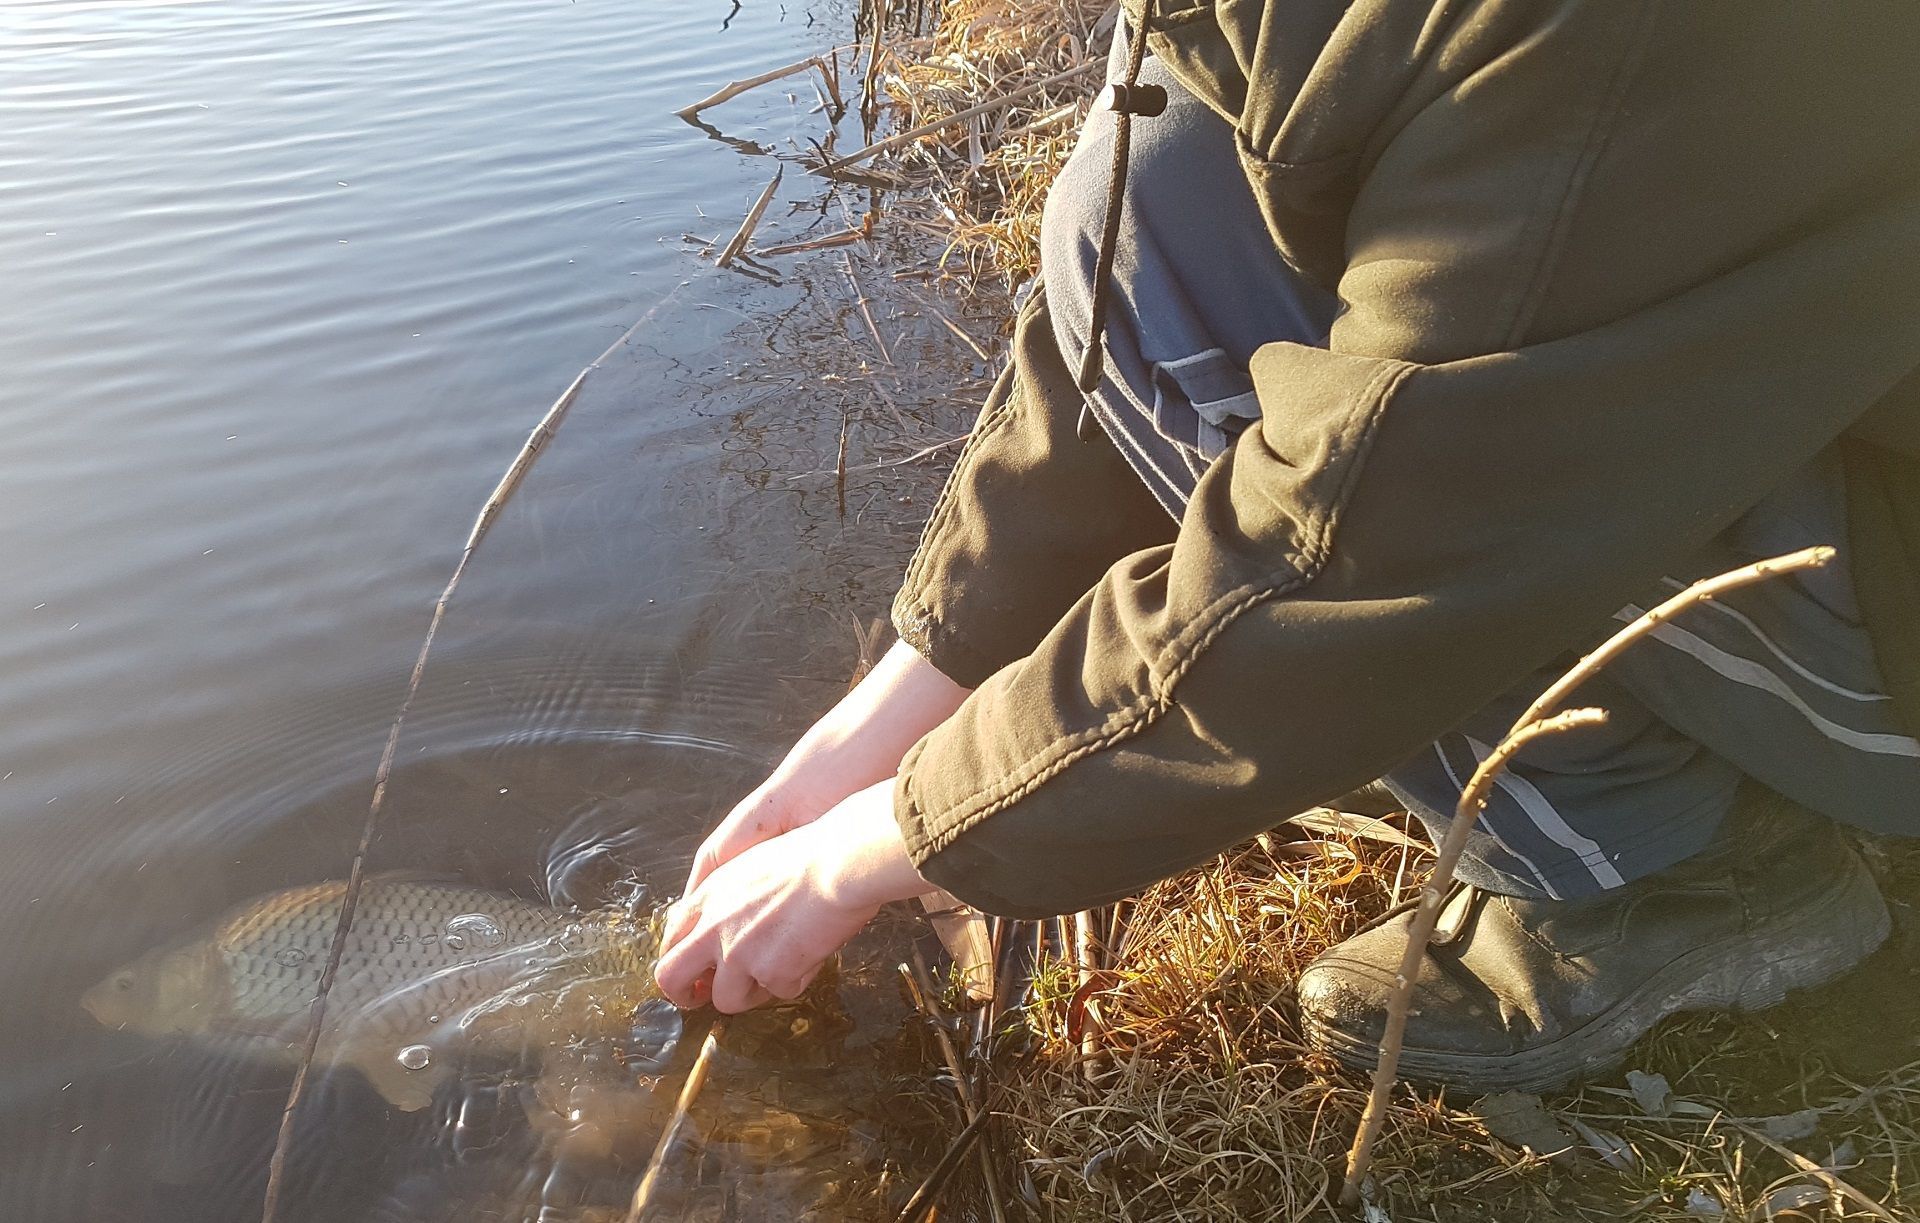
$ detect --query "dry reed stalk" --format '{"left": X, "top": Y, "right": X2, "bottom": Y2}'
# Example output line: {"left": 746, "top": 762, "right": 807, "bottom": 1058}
{"left": 841, "top": 250, "right": 895, "bottom": 366}
{"left": 908, "top": 291, "right": 995, "bottom": 360}
{"left": 717, "top": 167, "right": 783, "bottom": 268}
{"left": 825, "top": 60, "right": 1102, "bottom": 171}
{"left": 625, "top": 1024, "right": 726, "bottom": 1221}
{"left": 997, "top": 101, "right": 1083, "bottom": 142}
{"left": 1338, "top": 543, "right": 1838, "bottom": 1206}
{"left": 823, "top": 47, "right": 846, "bottom": 119}
{"left": 860, "top": 0, "right": 889, "bottom": 132}
{"left": 1103, "top": 896, "right": 1131, "bottom": 963}
{"left": 259, "top": 285, "right": 691, "bottom": 1223}
{"left": 903, "top": 954, "right": 1008, "bottom": 1223}
{"left": 834, "top": 409, "right": 850, "bottom": 517}
{"left": 1073, "top": 909, "right": 1106, "bottom": 1077}
{"left": 891, "top": 1108, "right": 993, "bottom": 1223}
{"left": 847, "top": 613, "right": 891, "bottom": 690}
{"left": 828, "top": 431, "right": 968, "bottom": 477}
{"left": 864, "top": 0, "right": 1109, "bottom": 281}
{"left": 755, "top": 227, "right": 865, "bottom": 257}
{"left": 675, "top": 51, "right": 849, "bottom": 120}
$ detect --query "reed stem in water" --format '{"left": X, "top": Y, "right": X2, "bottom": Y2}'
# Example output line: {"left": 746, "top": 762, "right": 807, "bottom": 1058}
{"left": 259, "top": 284, "right": 691, "bottom": 1223}
{"left": 626, "top": 1023, "right": 726, "bottom": 1222}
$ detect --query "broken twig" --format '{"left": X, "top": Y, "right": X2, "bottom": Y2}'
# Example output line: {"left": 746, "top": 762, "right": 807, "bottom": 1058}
{"left": 717, "top": 167, "right": 784, "bottom": 269}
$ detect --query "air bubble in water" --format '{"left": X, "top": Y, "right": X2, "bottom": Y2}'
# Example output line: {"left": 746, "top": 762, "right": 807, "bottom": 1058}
{"left": 445, "top": 913, "right": 505, "bottom": 952}
{"left": 397, "top": 1044, "right": 432, "bottom": 1071}
{"left": 274, "top": 948, "right": 307, "bottom": 967}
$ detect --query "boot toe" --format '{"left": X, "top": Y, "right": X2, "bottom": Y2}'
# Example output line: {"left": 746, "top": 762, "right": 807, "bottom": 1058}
{"left": 1297, "top": 917, "right": 1528, "bottom": 1065}
{"left": 1295, "top": 947, "right": 1395, "bottom": 1049}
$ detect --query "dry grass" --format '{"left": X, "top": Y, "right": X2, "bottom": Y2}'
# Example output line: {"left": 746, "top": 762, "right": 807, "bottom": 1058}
{"left": 872, "top": 0, "right": 1108, "bottom": 285}
{"left": 969, "top": 824, "right": 1920, "bottom": 1222}
{"left": 982, "top": 827, "right": 1437, "bottom": 1222}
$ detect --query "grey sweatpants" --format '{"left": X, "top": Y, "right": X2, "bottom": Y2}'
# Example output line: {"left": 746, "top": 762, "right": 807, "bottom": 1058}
{"left": 1041, "top": 39, "right": 1920, "bottom": 900}
{"left": 1384, "top": 448, "right": 1920, "bottom": 900}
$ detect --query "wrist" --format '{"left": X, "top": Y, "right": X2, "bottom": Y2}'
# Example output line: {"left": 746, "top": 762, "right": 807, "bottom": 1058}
{"left": 820, "top": 642, "right": 969, "bottom": 752}
{"left": 806, "top": 779, "right": 926, "bottom": 910}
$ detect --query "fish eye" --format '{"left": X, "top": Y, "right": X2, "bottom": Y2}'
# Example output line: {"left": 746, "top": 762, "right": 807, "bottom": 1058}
{"left": 114, "top": 974, "right": 133, "bottom": 992}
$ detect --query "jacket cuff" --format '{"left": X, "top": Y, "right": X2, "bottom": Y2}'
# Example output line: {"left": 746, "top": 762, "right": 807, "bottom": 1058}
{"left": 891, "top": 586, "right": 1008, "bottom": 692}
{"left": 894, "top": 747, "right": 1060, "bottom": 918}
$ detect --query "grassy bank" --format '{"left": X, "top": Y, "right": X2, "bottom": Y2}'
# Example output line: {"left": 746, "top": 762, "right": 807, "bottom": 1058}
{"left": 979, "top": 827, "right": 1920, "bottom": 1222}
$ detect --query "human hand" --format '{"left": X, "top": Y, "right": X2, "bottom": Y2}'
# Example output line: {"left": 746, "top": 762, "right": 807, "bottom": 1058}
{"left": 683, "top": 640, "right": 968, "bottom": 894}
{"left": 655, "top": 779, "right": 928, "bottom": 1013}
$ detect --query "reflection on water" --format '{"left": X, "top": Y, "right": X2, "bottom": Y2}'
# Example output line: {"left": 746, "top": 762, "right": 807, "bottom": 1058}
{"left": 0, "top": 0, "right": 984, "bottom": 1217}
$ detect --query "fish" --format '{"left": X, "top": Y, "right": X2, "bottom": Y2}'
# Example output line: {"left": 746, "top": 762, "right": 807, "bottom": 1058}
{"left": 82, "top": 875, "right": 672, "bottom": 1111}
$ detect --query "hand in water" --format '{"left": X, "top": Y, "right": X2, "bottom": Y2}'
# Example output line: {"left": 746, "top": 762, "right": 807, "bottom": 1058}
{"left": 654, "top": 779, "right": 927, "bottom": 1011}
{"left": 682, "top": 641, "right": 968, "bottom": 895}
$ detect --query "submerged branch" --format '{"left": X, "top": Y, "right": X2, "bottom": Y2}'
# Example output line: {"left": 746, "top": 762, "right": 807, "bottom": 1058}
{"left": 626, "top": 1023, "right": 726, "bottom": 1221}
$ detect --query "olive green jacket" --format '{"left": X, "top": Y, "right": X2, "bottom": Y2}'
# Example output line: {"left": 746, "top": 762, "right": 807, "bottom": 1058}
{"left": 891, "top": 0, "right": 1920, "bottom": 917}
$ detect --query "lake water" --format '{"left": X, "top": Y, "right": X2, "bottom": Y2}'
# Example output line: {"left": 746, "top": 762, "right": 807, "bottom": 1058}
{"left": 0, "top": 1, "right": 988, "bottom": 1218}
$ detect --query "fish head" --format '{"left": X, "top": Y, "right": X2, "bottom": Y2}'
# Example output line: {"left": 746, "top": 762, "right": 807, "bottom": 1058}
{"left": 82, "top": 941, "right": 225, "bottom": 1035}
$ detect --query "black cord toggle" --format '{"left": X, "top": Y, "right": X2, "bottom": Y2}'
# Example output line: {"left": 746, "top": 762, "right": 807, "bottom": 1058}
{"left": 1095, "top": 81, "right": 1167, "bottom": 117}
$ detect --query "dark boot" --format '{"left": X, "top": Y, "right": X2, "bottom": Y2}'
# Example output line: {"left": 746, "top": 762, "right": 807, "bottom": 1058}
{"left": 1296, "top": 787, "right": 1891, "bottom": 1092}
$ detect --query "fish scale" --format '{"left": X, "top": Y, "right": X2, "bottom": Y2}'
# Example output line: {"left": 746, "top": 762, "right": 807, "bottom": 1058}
{"left": 83, "top": 876, "right": 666, "bottom": 1111}
{"left": 214, "top": 880, "right": 570, "bottom": 1035}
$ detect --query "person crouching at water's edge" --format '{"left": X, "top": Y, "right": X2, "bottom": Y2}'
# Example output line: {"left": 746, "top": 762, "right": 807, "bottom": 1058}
{"left": 655, "top": 0, "right": 1920, "bottom": 1091}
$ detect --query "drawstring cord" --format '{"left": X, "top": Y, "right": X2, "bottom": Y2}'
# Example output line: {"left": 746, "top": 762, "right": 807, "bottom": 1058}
{"left": 1075, "top": 0, "right": 1165, "bottom": 443}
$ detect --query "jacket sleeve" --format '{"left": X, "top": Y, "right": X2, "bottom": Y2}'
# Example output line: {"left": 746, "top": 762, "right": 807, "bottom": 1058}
{"left": 896, "top": 1, "right": 1920, "bottom": 917}
{"left": 893, "top": 291, "right": 1176, "bottom": 689}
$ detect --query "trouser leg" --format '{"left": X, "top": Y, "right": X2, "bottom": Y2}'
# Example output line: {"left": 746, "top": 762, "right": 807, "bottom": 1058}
{"left": 1386, "top": 448, "right": 1920, "bottom": 900}
{"left": 1383, "top": 672, "right": 1743, "bottom": 901}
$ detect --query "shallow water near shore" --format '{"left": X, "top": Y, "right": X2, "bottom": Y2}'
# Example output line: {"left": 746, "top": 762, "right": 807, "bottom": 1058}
{"left": 0, "top": 1, "right": 981, "bottom": 1218}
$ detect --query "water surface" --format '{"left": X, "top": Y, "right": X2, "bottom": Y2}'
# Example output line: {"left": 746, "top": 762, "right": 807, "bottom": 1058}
{"left": 0, "top": 1, "right": 978, "bottom": 1217}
